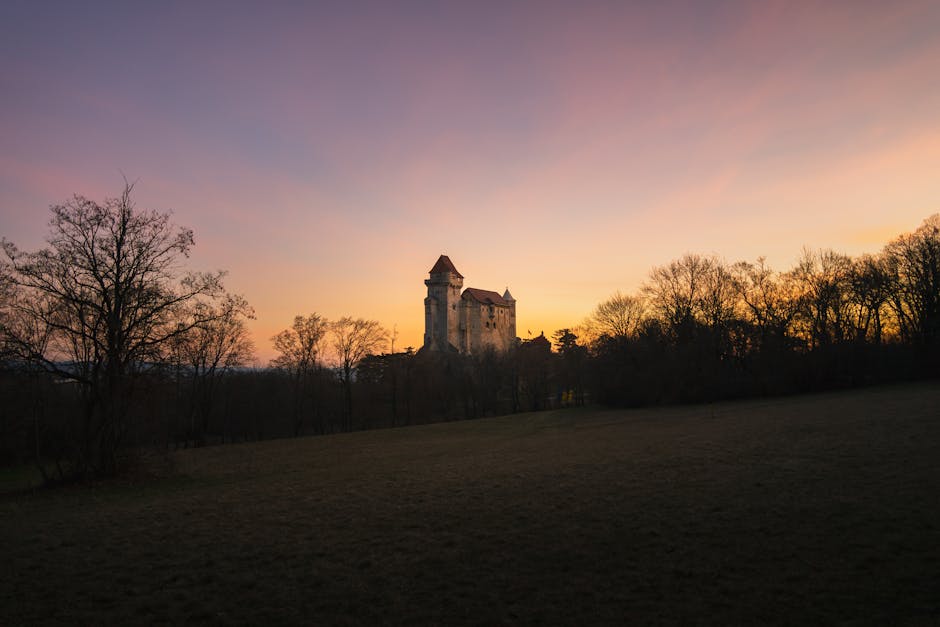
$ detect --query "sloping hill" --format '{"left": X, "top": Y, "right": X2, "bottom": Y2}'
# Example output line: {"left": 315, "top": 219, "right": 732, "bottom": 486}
{"left": 3, "top": 383, "right": 939, "bottom": 625}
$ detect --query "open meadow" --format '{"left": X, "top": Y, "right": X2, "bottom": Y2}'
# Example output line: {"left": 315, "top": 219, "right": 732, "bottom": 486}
{"left": 2, "top": 383, "right": 940, "bottom": 625}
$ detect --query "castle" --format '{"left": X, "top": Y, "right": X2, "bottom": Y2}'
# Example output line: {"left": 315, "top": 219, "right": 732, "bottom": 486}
{"left": 423, "top": 255, "right": 517, "bottom": 354}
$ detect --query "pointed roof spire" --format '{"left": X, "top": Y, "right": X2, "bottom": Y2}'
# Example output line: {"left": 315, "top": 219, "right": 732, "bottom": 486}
{"left": 502, "top": 287, "right": 515, "bottom": 302}
{"left": 429, "top": 254, "right": 463, "bottom": 278}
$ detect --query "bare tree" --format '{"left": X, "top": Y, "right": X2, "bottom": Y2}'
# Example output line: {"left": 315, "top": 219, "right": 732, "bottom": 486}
{"left": 883, "top": 215, "right": 940, "bottom": 346}
{"left": 699, "top": 260, "right": 737, "bottom": 330}
{"left": 0, "top": 274, "right": 65, "bottom": 481}
{"left": 0, "top": 266, "right": 32, "bottom": 362}
{"left": 643, "top": 253, "right": 717, "bottom": 342}
{"left": 270, "top": 313, "right": 329, "bottom": 435}
{"left": 171, "top": 294, "right": 255, "bottom": 446}
{"left": 1, "top": 183, "right": 225, "bottom": 477}
{"left": 0, "top": 267, "right": 10, "bottom": 358}
{"left": 587, "top": 291, "right": 646, "bottom": 340}
{"left": 330, "top": 317, "right": 387, "bottom": 430}
{"left": 847, "top": 254, "right": 892, "bottom": 345}
{"left": 731, "top": 257, "right": 800, "bottom": 351}
{"left": 791, "top": 248, "right": 853, "bottom": 349}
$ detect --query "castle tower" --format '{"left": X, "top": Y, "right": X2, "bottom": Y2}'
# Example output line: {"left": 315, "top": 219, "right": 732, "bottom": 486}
{"left": 503, "top": 288, "right": 517, "bottom": 344}
{"left": 424, "top": 254, "right": 463, "bottom": 351}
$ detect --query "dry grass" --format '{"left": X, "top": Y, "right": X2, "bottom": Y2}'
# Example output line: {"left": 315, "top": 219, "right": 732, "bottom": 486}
{"left": 2, "top": 383, "right": 940, "bottom": 625}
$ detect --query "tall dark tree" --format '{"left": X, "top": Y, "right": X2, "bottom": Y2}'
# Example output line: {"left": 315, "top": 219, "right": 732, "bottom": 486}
{"left": 515, "top": 333, "right": 552, "bottom": 411}
{"left": 587, "top": 292, "right": 646, "bottom": 340}
{"left": 643, "top": 253, "right": 716, "bottom": 342}
{"left": 330, "top": 317, "right": 387, "bottom": 430}
{"left": 792, "top": 248, "right": 853, "bottom": 349}
{"left": 553, "top": 328, "right": 587, "bottom": 406}
{"left": 270, "top": 313, "right": 329, "bottom": 435}
{"left": 357, "top": 349, "right": 415, "bottom": 427}
{"left": 731, "top": 257, "right": 800, "bottom": 353}
{"left": 171, "top": 294, "right": 255, "bottom": 446}
{"left": 847, "top": 254, "right": 892, "bottom": 345}
{"left": 884, "top": 215, "right": 940, "bottom": 347}
{"left": 1, "top": 183, "right": 225, "bottom": 477}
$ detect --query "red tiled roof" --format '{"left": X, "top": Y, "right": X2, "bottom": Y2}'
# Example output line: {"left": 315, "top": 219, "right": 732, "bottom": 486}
{"left": 462, "top": 287, "right": 509, "bottom": 306}
{"left": 429, "top": 255, "right": 463, "bottom": 278}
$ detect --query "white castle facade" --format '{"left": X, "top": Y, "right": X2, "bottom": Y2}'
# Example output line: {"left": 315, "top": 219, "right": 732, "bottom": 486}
{"left": 423, "top": 255, "right": 517, "bottom": 354}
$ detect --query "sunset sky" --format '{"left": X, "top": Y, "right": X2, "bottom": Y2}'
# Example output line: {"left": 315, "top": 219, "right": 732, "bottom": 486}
{"left": 3, "top": 1, "right": 940, "bottom": 362}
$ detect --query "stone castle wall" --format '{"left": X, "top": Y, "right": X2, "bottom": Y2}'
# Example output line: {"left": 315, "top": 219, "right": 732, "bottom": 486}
{"left": 423, "top": 256, "right": 516, "bottom": 354}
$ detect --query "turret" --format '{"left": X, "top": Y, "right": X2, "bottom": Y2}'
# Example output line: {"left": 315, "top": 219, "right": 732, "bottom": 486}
{"left": 503, "top": 287, "right": 517, "bottom": 344}
{"left": 424, "top": 255, "right": 463, "bottom": 351}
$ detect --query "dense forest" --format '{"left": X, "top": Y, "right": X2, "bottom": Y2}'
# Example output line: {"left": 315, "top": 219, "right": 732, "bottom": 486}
{"left": 2, "top": 185, "right": 938, "bottom": 482}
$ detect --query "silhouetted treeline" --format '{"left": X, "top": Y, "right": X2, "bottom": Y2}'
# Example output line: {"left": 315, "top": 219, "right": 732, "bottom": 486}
{"left": 588, "top": 216, "right": 940, "bottom": 405}
{"left": 0, "top": 336, "right": 571, "bottom": 473}
{"left": 2, "top": 183, "right": 938, "bottom": 483}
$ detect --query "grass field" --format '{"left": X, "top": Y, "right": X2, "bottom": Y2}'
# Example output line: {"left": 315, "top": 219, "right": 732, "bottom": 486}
{"left": 2, "top": 383, "right": 940, "bottom": 625}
